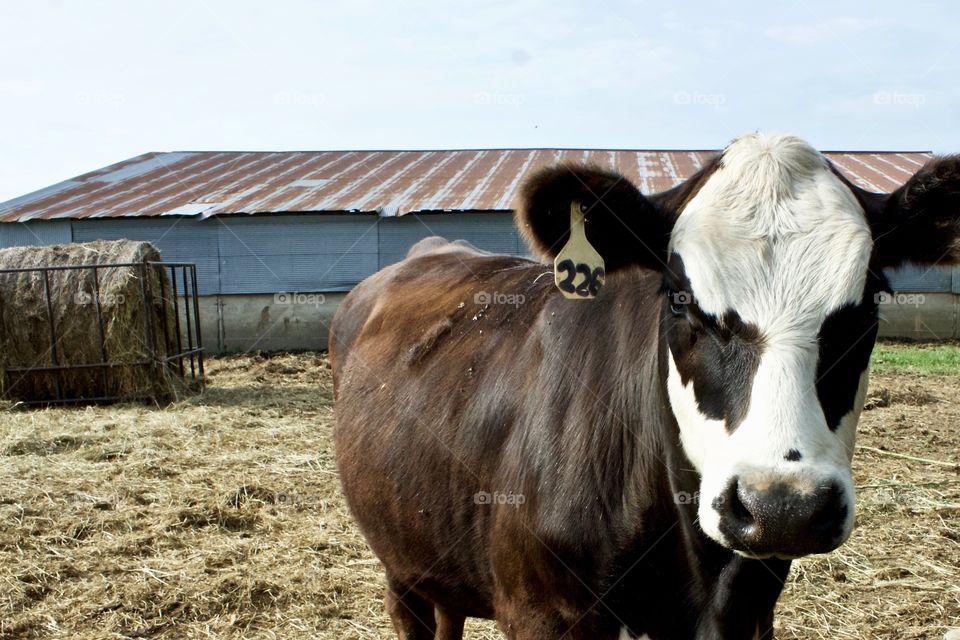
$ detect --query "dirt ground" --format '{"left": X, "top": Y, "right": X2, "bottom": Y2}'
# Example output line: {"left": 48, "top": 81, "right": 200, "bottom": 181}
{"left": 0, "top": 351, "right": 957, "bottom": 639}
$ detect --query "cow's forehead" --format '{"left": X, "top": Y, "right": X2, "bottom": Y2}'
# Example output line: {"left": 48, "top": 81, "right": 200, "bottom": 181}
{"left": 668, "top": 134, "right": 874, "bottom": 331}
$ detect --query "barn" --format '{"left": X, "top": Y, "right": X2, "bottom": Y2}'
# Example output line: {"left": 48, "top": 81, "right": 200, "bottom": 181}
{"left": 1, "top": 148, "right": 955, "bottom": 352}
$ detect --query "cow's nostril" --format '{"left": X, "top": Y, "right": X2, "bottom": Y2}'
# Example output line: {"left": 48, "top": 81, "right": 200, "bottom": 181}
{"left": 809, "top": 483, "right": 847, "bottom": 540}
{"left": 717, "top": 477, "right": 757, "bottom": 542}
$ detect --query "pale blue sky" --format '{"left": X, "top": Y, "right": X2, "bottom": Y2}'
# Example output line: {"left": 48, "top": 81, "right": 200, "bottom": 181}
{"left": 2, "top": 0, "right": 958, "bottom": 201}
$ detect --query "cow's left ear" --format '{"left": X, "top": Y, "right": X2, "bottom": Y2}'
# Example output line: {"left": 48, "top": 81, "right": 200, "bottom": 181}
{"left": 516, "top": 164, "right": 674, "bottom": 273}
{"left": 868, "top": 155, "right": 960, "bottom": 268}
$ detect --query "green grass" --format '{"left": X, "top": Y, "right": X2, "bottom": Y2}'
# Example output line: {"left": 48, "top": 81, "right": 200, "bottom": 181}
{"left": 871, "top": 342, "right": 960, "bottom": 376}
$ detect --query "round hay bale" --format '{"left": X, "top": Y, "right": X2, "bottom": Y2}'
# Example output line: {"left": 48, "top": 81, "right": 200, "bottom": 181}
{"left": 0, "top": 240, "right": 189, "bottom": 404}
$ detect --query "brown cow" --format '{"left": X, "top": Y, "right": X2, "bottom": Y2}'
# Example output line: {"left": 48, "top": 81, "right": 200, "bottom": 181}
{"left": 330, "top": 133, "right": 960, "bottom": 639}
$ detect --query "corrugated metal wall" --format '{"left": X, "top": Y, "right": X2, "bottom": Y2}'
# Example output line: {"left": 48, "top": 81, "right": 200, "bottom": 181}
{"left": 73, "top": 218, "right": 221, "bottom": 294}
{"left": 378, "top": 213, "right": 526, "bottom": 269}
{"left": 0, "top": 216, "right": 955, "bottom": 295}
{"left": 71, "top": 215, "right": 382, "bottom": 295}
{"left": 217, "top": 215, "right": 379, "bottom": 294}
{"left": 886, "top": 263, "right": 960, "bottom": 294}
{"left": 0, "top": 220, "right": 71, "bottom": 247}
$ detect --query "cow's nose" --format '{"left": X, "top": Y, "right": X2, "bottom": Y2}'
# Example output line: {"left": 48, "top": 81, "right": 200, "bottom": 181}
{"left": 716, "top": 476, "right": 848, "bottom": 557}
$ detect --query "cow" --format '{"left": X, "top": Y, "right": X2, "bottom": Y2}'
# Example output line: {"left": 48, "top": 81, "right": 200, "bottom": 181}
{"left": 329, "top": 133, "right": 960, "bottom": 639}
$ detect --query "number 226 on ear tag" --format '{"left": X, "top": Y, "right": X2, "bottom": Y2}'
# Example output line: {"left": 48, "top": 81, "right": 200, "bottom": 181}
{"left": 553, "top": 201, "right": 605, "bottom": 299}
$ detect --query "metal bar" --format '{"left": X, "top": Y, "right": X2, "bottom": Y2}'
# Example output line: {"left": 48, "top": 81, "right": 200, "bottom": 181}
{"left": 170, "top": 265, "right": 185, "bottom": 377}
{"left": 163, "top": 348, "right": 204, "bottom": 362}
{"left": 182, "top": 267, "right": 195, "bottom": 378}
{"left": 15, "top": 393, "right": 154, "bottom": 407}
{"left": 190, "top": 264, "right": 205, "bottom": 379}
{"left": 5, "top": 361, "right": 153, "bottom": 373}
{"left": 183, "top": 265, "right": 193, "bottom": 377}
{"left": 157, "top": 265, "right": 180, "bottom": 377}
{"left": 169, "top": 264, "right": 184, "bottom": 376}
{"left": 0, "top": 262, "right": 155, "bottom": 274}
{"left": 0, "top": 260, "right": 197, "bottom": 279}
{"left": 91, "top": 266, "right": 109, "bottom": 394}
{"left": 137, "top": 263, "right": 159, "bottom": 393}
{"left": 0, "top": 277, "right": 9, "bottom": 398}
{"left": 41, "top": 269, "right": 62, "bottom": 402}
{"left": 179, "top": 266, "right": 191, "bottom": 377}
{"left": 0, "top": 261, "right": 201, "bottom": 274}
{"left": 146, "top": 262, "right": 199, "bottom": 267}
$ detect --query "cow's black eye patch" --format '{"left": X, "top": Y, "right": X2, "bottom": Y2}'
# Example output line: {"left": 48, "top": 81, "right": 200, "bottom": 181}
{"left": 815, "top": 276, "right": 887, "bottom": 430}
{"left": 663, "top": 256, "right": 764, "bottom": 432}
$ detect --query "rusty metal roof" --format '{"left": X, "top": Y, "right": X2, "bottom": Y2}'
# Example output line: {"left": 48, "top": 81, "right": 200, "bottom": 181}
{"left": 0, "top": 149, "right": 933, "bottom": 222}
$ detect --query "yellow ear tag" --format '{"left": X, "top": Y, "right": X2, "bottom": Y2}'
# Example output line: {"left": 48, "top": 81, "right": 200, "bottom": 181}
{"left": 553, "top": 201, "right": 605, "bottom": 299}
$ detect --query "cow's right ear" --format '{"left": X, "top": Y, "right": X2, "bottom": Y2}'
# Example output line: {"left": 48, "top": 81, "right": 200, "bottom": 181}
{"left": 868, "top": 155, "right": 960, "bottom": 268}
{"left": 516, "top": 164, "right": 674, "bottom": 273}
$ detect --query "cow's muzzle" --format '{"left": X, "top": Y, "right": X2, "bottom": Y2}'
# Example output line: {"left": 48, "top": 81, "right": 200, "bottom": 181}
{"left": 715, "top": 474, "right": 849, "bottom": 558}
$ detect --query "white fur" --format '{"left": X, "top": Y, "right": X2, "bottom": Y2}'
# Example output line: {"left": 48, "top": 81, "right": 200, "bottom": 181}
{"left": 618, "top": 629, "right": 651, "bottom": 640}
{"left": 665, "top": 133, "right": 874, "bottom": 550}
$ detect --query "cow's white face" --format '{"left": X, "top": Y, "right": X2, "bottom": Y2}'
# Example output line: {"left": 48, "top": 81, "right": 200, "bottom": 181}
{"left": 663, "top": 134, "right": 877, "bottom": 557}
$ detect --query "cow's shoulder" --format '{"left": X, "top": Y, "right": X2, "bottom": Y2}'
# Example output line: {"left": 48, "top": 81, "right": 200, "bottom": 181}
{"left": 331, "top": 237, "right": 548, "bottom": 375}
{"left": 405, "top": 236, "right": 493, "bottom": 259}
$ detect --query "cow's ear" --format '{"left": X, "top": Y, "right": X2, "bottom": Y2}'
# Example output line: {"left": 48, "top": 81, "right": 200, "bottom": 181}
{"left": 516, "top": 164, "right": 674, "bottom": 273}
{"left": 869, "top": 155, "right": 960, "bottom": 268}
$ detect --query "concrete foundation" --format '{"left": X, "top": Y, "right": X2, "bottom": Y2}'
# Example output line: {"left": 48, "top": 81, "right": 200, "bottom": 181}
{"left": 876, "top": 292, "right": 959, "bottom": 340}
{"left": 195, "top": 293, "right": 347, "bottom": 353}
{"left": 193, "top": 291, "right": 960, "bottom": 354}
